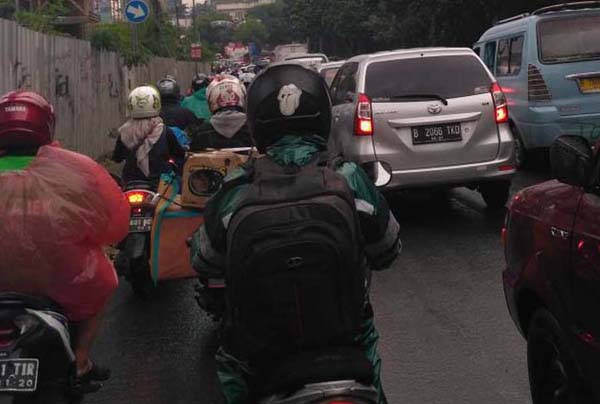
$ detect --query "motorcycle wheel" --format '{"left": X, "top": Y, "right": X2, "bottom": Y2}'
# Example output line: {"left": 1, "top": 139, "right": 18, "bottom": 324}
{"left": 130, "top": 259, "right": 154, "bottom": 299}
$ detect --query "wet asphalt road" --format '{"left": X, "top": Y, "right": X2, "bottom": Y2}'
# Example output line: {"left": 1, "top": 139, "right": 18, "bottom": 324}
{"left": 88, "top": 168, "right": 551, "bottom": 404}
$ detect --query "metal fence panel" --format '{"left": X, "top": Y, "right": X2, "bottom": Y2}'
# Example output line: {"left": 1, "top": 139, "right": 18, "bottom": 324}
{"left": 0, "top": 18, "right": 208, "bottom": 158}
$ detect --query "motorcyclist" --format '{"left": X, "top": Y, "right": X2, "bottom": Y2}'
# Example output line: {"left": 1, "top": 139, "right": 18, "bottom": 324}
{"left": 239, "top": 72, "right": 256, "bottom": 89}
{"left": 187, "top": 75, "right": 253, "bottom": 151}
{"left": 190, "top": 63, "right": 401, "bottom": 404}
{"left": 112, "top": 85, "right": 185, "bottom": 186}
{"left": 182, "top": 73, "right": 212, "bottom": 121}
{"left": 0, "top": 90, "right": 130, "bottom": 387}
{"left": 156, "top": 76, "right": 198, "bottom": 130}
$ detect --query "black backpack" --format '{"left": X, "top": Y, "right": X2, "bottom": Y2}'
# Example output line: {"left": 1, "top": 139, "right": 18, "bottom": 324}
{"left": 224, "top": 154, "right": 367, "bottom": 361}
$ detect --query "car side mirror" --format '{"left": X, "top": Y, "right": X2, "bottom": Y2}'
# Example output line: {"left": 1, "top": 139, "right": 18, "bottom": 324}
{"left": 362, "top": 161, "right": 392, "bottom": 188}
{"left": 550, "top": 135, "right": 594, "bottom": 188}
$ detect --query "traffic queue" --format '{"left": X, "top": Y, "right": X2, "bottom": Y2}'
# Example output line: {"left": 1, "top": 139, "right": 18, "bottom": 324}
{"left": 1, "top": 2, "right": 600, "bottom": 404}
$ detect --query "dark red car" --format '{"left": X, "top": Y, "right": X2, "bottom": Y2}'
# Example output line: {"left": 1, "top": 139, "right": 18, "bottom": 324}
{"left": 503, "top": 135, "right": 600, "bottom": 404}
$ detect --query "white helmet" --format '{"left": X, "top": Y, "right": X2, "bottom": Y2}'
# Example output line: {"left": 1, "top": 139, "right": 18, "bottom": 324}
{"left": 127, "top": 86, "right": 161, "bottom": 119}
{"left": 239, "top": 72, "right": 256, "bottom": 87}
{"left": 206, "top": 75, "right": 246, "bottom": 114}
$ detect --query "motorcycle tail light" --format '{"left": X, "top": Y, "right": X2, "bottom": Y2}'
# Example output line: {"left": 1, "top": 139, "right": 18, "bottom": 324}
{"left": 124, "top": 190, "right": 157, "bottom": 207}
{"left": 0, "top": 321, "right": 18, "bottom": 348}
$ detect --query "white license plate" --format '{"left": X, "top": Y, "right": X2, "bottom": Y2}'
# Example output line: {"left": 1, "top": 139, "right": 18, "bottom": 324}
{"left": 129, "top": 216, "right": 153, "bottom": 233}
{"left": 0, "top": 359, "right": 39, "bottom": 392}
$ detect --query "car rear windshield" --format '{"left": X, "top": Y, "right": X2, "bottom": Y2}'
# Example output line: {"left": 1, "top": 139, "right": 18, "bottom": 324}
{"left": 366, "top": 55, "right": 492, "bottom": 102}
{"left": 538, "top": 14, "right": 600, "bottom": 63}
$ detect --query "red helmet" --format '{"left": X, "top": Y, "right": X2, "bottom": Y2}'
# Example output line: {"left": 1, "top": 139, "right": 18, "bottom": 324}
{"left": 0, "top": 90, "right": 55, "bottom": 151}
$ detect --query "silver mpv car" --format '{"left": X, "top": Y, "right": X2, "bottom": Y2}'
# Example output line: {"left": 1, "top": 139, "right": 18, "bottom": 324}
{"left": 329, "top": 47, "right": 516, "bottom": 208}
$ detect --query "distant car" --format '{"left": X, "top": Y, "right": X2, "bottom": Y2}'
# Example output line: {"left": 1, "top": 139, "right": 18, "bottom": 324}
{"left": 329, "top": 47, "right": 515, "bottom": 208}
{"left": 284, "top": 53, "right": 330, "bottom": 70}
{"left": 318, "top": 61, "right": 345, "bottom": 87}
{"left": 474, "top": 2, "right": 600, "bottom": 167}
{"left": 503, "top": 134, "right": 600, "bottom": 404}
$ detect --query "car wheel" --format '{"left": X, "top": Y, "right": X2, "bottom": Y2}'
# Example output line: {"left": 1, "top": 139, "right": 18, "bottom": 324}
{"left": 527, "top": 308, "right": 594, "bottom": 404}
{"left": 479, "top": 181, "right": 510, "bottom": 210}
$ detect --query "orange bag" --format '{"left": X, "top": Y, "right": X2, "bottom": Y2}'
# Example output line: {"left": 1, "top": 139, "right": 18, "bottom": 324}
{"left": 150, "top": 174, "right": 203, "bottom": 282}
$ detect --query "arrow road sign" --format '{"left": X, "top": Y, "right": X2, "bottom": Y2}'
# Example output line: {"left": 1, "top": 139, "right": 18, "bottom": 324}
{"left": 125, "top": 0, "right": 150, "bottom": 24}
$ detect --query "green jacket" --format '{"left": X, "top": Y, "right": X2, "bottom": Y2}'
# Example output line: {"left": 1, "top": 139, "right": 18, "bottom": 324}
{"left": 182, "top": 88, "right": 212, "bottom": 121}
{"left": 192, "top": 135, "right": 400, "bottom": 274}
{"left": 190, "top": 135, "right": 400, "bottom": 404}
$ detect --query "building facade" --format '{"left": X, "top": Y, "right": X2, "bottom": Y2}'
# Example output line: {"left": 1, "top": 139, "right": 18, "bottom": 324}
{"left": 212, "top": 0, "right": 275, "bottom": 21}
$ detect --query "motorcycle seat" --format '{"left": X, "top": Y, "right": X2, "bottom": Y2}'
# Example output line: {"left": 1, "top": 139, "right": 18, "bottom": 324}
{"left": 253, "top": 345, "right": 374, "bottom": 398}
{"left": 124, "top": 180, "right": 155, "bottom": 191}
{"left": 0, "top": 293, "right": 63, "bottom": 313}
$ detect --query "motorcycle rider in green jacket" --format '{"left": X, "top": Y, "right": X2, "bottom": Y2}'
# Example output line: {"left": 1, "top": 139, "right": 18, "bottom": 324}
{"left": 190, "top": 63, "right": 401, "bottom": 404}
{"left": 182, "top": 73, "right": 212, "bottom": 121}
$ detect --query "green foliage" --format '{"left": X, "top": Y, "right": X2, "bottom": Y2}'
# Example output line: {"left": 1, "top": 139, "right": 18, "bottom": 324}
{"left": 0, "top": 0, "right": 15, "bottom": 19}
{"left": 234, "top": 17, "right": 267, "bottom": 46}
{"left": 275, "top": 0, "right": 566, "bottom": 57}
{"left": 248, "top": 1, "right": 298, "bottom": 45}
{"left": 90, "top": 22, "right": 151, "bottom": 66}
{"left": 190, "top": 10, "right": 234, "bottom": 61}
{"left": 91, "top": 10, "right": 200, "bottom": 66}
{"left": 13, "top": 0, "right": 70, "bottom": 36}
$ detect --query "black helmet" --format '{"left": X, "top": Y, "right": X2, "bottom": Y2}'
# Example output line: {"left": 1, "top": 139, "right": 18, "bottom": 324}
{"left": 247, "top": 63, "right": 332, "bottom": 153}
{"left": 156, "top": 77, "right": 181, "bottom": 101}
{"left": 192, "top": 73, "right": 209, "bottom": 92}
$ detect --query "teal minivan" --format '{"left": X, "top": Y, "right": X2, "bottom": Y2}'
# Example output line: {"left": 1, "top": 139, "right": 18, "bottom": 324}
{"left": 474, "top": 2, "right": 600, "bottom": 166}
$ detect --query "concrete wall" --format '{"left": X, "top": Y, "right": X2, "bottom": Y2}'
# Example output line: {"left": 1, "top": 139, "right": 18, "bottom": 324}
{"left": 0, "top": 18, "right": 208, "bottom": 158}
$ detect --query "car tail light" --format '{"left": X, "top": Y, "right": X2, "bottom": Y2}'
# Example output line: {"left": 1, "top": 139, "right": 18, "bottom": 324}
{"left": 354, "top": 93, "right": 373, "bottom": 136}
{"left": 491, "top": 82, "right": 509, "bottom": 124}
{"left": 124, "top": 190, "right": 156, "bottom": 207}
{"left": 528, "top": 64, "right": 552, "bottom": 102}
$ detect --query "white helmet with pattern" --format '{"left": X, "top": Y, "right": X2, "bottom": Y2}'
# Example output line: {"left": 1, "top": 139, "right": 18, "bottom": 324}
{"left": 206, "top": 75, "right": 246, "bottom": 114}
{"left": 127, "top": 86, "right": 161, "bottom": 119}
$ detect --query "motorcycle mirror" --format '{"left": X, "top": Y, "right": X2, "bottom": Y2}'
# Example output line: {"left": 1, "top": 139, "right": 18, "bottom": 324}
{"left": 362, "top": 161, "right": 392, "bottom": 188}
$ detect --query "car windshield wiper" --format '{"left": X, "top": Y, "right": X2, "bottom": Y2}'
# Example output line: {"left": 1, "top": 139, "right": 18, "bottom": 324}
{"left": 385, "top": 94, "right": 449, "bottom": 105}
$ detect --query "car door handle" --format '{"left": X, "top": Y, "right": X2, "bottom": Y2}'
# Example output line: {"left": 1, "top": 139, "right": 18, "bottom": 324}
{"left": 550, "top": 226, "right": 570, "bottom": 240}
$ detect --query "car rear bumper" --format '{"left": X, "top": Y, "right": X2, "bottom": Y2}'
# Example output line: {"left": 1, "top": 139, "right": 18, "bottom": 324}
{"left": 365, "top": 123, "right": 516, "bottom": 190}
{"left": 385, "top": 157, "right": 515, "bottom": 189}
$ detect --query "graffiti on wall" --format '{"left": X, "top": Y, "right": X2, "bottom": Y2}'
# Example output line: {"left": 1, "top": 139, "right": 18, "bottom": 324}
{"left": 14, "top": 61, "right": 31, "bottom": 89}
{"left": 55, "top": 69, "right": 70, "bottom": 97}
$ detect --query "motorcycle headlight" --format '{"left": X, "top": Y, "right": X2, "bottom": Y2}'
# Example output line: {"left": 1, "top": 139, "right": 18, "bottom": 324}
{"left": 189, "top": 169, "right": 224, "bottom": 196}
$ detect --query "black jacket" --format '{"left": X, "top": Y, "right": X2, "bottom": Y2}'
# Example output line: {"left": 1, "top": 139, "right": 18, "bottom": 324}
{"left": 112, "top": 127, "right": 185, "bottom": 186}
{"left": 160, "top": 101, "right": 199, "bottom": 130}
{"left": 188, "top": 119, "right": 253, "bottom": 151}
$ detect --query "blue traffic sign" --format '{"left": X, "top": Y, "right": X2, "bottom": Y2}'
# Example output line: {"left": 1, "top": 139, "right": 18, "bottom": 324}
{"left": 125, "top": 0, "right": 150, "bottom": 24}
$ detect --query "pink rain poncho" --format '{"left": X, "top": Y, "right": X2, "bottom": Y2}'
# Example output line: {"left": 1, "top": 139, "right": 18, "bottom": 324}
{"left": 0, "top": 145, "right": 130, "bottom": 321}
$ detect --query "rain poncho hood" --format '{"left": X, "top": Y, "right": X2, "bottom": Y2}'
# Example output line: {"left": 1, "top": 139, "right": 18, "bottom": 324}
{"left": 182, "top": 88, "right": 212, "bottom": 121}
{"left": 210, "top": 110, "right": 247, "bottom": 139}
{"left": 0, "top": 145, "right": 130, "bottom": 321}
{"left": 118, "top": 117, "right": 165, "bottom": 177}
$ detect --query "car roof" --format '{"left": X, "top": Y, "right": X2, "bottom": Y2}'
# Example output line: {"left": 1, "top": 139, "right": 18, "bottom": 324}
{"left": 319, "top": 61, "right": 345, "bottom": 70}
{"left": 285, "top": 53, "right": 328, "bottom": 60}
{"left": 346, "top": 47, "right": 477, "bottom": 64}
{"left": 477, "top": 4, "right": 600, "bottom": 43}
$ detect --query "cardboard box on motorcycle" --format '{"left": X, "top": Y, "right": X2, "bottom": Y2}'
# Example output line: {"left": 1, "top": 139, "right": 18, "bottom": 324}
{"left": 149, "top": 149, "right": 251, "bottom": 282}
